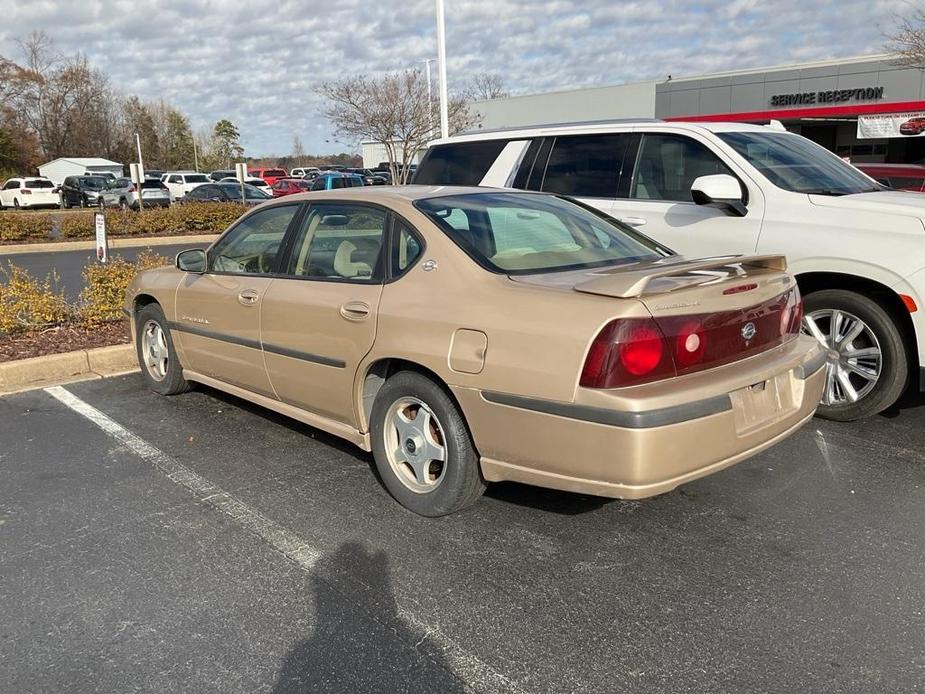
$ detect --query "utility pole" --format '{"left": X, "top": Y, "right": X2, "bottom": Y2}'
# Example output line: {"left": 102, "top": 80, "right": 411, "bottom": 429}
{"left": 135, "top": 132, "right": 145, "bottom": 210}
{"left": 192, "top": 137, "right": 200, "bottom": 173}
{"left": 435, "top": 0, "right": 449, "bottom": 138}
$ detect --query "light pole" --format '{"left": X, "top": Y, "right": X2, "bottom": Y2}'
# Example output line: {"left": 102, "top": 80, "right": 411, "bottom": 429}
{"left": 435, "top": 0, "right": 449, "bottom": 138}
{"left": 423, "top": 58, "right": 436, "bottom": 106}
{"left": 135, "top": 132, "right": 145, "bottom": 209}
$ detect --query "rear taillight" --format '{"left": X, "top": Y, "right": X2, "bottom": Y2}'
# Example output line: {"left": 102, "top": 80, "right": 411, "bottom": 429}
{"left": 130, "top": 184, "right": 137, "bottom": 192}
{"left": 580, "top": 318, "right": 676, "bottom": 388}
{"left": 581, "top": 286, "right": 803, "bottom": 389}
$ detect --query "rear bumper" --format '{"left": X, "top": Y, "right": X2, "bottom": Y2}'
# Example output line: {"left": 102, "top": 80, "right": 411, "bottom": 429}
{"left": 452, "top": 337, "right": 825, "bottom": 499}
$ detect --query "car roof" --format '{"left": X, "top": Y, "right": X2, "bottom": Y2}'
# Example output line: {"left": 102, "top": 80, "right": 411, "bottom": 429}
{"left": 429, "top": 119, "right": 776, "bottom": 145}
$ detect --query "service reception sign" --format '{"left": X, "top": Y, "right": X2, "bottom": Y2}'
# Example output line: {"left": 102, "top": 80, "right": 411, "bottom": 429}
{"left": 858, "top": 112, "right": 925, "bottom": 139}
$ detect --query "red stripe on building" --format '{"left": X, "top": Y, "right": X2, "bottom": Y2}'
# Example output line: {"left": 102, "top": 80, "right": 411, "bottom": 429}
{"left": 665, "top": 100, "right": 925, "bottom": 122}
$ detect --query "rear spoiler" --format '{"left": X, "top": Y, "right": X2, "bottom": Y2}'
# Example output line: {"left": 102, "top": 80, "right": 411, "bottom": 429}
{"left": 575, "top": 255, "right": 788, "bottom": 299}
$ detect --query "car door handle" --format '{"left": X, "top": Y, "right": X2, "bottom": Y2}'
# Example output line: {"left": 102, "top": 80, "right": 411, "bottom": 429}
{"left": 238, "top": 289, "right": 260, "bottom": 306}
{"left": 619, "top": 216, "right": 647, "bottom": 227}
{"left": 340, "top": 301, "right": 370, "bottom": 321}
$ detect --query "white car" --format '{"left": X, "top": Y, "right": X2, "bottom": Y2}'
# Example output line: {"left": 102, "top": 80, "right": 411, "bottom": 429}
{"left": 219, "top": 176, "right": 272, "bottom": 196}
{"left": 416, "top": 121, "right": 925, "bottom": 421}
{"left": 290, "top": 167, "right": 320, "bottom": 178}
{"left": 0, "top": 177, "right": 60, "bottom": 210}
{"left": 160, "top": 172, "right": 210, "bottom": 201}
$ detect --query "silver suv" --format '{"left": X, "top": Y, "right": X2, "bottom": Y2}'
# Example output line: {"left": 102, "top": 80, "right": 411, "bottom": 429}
{"left": 98, "top": 177, "right": 170, "bottom": 210}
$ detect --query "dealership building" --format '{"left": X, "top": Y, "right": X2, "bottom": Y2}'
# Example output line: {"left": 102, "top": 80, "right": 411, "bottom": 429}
{"left": 470, "top": 54, "right": 925, "bottom": 164}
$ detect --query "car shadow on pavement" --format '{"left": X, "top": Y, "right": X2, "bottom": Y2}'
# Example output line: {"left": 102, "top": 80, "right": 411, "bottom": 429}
{"left": 485, "top": 481, "right": 611, "bottom": 515}
{"left": 877, "top": 387, "right": 925, "bottom": 419}
{"left": 271, "top": 542, "right": 466, "bottom": 693}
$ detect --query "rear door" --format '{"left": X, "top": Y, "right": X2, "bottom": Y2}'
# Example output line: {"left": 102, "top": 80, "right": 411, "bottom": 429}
{"left": 260, "top": 201, "right": 390, "bottom": 426}
{"left": 173, "top": 203, "right": 301, "bottom": 396}
{"left": 610, "top": 132, "right": 764, "bottom": 258}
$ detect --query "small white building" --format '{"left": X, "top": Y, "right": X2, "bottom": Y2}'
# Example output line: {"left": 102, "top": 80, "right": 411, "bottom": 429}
{"left": 38, "top": 157, "right": 124, "bottom": 185}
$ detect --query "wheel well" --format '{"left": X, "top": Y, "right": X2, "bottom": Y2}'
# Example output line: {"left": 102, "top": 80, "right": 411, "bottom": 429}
{"left": 796, "top": 271, "right": 918, "bottom": 354}
{"left": 133, "top": 293, "right": 159, "bottom": 314}
{"left": 360, "top": 358, "right": 455, "bottom": 431}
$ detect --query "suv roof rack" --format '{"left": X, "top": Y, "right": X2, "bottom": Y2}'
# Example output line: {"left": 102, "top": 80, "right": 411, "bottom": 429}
{"left": 457, "top": 118, "right": 664, "bottom": 137}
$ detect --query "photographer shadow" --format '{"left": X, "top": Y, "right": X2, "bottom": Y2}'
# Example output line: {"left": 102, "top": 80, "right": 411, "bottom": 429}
{"left": 272, "top": 542, "right": 466, "bottom": 694}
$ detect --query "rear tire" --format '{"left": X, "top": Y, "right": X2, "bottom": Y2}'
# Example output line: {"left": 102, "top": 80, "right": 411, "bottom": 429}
{"left": 135, "top": 303, "right": 192, "bottom": 396}
{"left": 370, "top": 371, "right": 484, "bottom": 516}
{"left": 13, "top": 199, "right": 20, "bottom": 210}
{"left": 803, "top": 289, "right": 908, "bottom": 421}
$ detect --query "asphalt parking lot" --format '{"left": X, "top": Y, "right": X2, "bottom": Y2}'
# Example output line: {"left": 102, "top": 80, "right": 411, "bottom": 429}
{"left": 1, "top": 375, "right": 923, "bottom": 693}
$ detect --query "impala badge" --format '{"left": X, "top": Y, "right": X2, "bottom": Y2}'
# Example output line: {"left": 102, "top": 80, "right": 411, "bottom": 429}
{"left": 741, "top": 322, "right": 757, "bottom": 341}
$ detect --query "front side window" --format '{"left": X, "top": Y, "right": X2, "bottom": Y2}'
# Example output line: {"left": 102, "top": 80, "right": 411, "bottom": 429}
{"left": 415, "top": 191, "right": 666, "bottom": 274}
{"left": 169, "top": 175, "right": 182, "bottom": 183}
{"left": 311, "top": 178, "right": 326, "bottom": 191}
{"left": 717, "top": 131, "right": 881, "bottom": 195}
{"left": 631, "top": 134, "right": 733, "bottom": 202}
{"left": 541, "top": 134, "right": 630, "bottom": 198}
{"left": 209, "top": 205, "right": 297, "bottom": 274}
{"left": 285, "top": 203, "right": 386, "bottom": 281}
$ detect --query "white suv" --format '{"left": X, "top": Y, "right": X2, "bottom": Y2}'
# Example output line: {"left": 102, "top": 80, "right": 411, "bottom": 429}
{"left": 161, "top": 172, "right": 210, "bottom": 201}
{"left": 0, "top": 177, "right": 59, "bottom": 209}
{"left": 415, "top": 121, "right": 925, "bottom": 420}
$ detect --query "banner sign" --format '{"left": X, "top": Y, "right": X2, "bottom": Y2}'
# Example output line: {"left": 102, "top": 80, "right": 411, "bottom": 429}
{"left": 858, "top": 112, "right": 925, "bottom": 139}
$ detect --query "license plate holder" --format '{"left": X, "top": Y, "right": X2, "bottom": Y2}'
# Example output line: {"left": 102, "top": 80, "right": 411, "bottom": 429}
{"left": 729, "top": 372, "right": 795, "bottom": 434}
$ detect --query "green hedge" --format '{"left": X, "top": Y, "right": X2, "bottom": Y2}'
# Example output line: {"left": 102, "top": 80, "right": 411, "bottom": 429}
{"left": 0, "top": 202, "right": 245, "bottom": 243}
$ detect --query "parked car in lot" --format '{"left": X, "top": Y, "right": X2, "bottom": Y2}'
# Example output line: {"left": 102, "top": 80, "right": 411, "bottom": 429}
{"left": 98, "top": 177, "right": 170, "bottom": 210}
{"left": 249, "top": 168, "right": 288, "bottom": 186}
{"left": 0, "top": 177, "right": 59, "bottom": 209}
{"left": 271, "top": 178, "right": 313, "bottom": 197}
{"left": 346, "top": 167, "right": 388, "bottom": 185}
{"left": 59, "top": 175, "right": 110, "bottom": 208}
{"left": 180, "top": 182, "right": 270, "bottom": 206}
{"left": 854, "top": 163, "right": 925, "bottom": 192}
{"left": 291, "top": 167, "right": 320, "bottom": 179}
{"left": 161, "top": 172, "right": 210, "bottom": 201}
{"left": 209, "top": 169, "right": 236, "bottom": 182}
{"left": 125, "top": 186, "right": 824, "bottom": 516}
{"left": 415, "top": 121, "right": 925, "bottom": 420}
{"left": 219, "top": 176, "right": 273, "bottom": 196}
{"left": 310, "top": 172, "right": 365, "bottom": 190}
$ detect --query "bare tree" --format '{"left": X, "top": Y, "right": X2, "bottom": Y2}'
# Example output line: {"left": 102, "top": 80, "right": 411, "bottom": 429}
{"left": 292, "top": 135, "right": 305, "bottom": 165}
{"left": 316, "top": 68, "right": 479, "bottom": 184}
{"left": 887, "top": 5, "right": 925, "bottom": 68}
{"left": 468, "top": 72, "right": 508, "bottom": 100}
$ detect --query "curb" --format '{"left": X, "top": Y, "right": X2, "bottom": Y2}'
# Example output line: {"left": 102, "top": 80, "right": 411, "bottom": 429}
{"left": 0, "top": 343, "right": 137, "bottom": 395}
{"left": 0, "top": 234, "right": 217, "bottom": 256}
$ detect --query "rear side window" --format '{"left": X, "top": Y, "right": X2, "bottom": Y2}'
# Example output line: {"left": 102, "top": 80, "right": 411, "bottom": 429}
{"left": 414, "top": 140, "right": 510, "bottom": 186}
{"left": 540, "top": 134, "right": 631, "bottom": 199}
{"left": 631, "top": 134, "right": 733, "bottom": 202}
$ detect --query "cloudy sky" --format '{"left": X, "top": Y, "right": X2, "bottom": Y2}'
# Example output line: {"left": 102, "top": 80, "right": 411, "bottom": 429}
{"left": 0, "top": 0, "right": 909, "bottom": 156}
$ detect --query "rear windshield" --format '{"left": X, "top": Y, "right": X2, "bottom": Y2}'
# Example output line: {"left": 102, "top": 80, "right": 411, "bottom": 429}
{"left": 415, "top": 191, "right": 666, "bottom": 274}
{"left": 185, "top": 174, "right": 209, "bottom": 183}
{"left": 264, "top": 169, "right": 286, "bottom": 177}
{"left": 25, "top": 179, "right": 54, "bottom": 188}
{"left": 141, "top": 179, "right": 165, "bottom": 189}
{"left": 414, "top": 140, "right": 512, "bottom": 186}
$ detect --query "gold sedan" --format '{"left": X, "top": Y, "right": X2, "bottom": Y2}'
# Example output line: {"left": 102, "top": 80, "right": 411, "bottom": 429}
{"left": 126, "top": 186, "right": 825, "bottom": 516}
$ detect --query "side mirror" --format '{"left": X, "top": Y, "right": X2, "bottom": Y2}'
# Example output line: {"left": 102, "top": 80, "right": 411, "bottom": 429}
{"left": 176, "top": 248, "right": 207, "bottom": 273}
{"left": 691, "top": 174, "right": 747, "bottom": 217}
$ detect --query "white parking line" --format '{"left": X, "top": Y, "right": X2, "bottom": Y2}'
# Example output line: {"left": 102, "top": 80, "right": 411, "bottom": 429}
{"left": 44, "top": 384, "right": 528, "bottom": 694}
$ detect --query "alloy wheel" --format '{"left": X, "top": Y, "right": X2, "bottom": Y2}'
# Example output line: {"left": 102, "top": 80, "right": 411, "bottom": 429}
{"left": 141, "top": 320, "right": 169, "bottom": 382}
{"left": 383, "top": 397, "right": 448, "bottom": 493}
{"left": 803, "top": 309, "right": 882, "bottom": 406}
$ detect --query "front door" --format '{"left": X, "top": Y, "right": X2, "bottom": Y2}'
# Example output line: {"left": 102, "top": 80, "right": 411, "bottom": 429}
{"left": 610, "top": 132, "right": 764, "bottom": 259}
{"left": 261, "top": 201, "right": 389, "bottom": 426}
{"left": 173, "top": 203, "right": 301, "bottom": 397}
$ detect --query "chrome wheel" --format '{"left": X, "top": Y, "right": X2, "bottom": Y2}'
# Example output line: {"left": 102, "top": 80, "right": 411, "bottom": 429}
{"left": 803, "top": 309, "right": 882, "bottom": 406}
{"left": 383, "top": 397, "right": 447, "bottom": 493}
{"left": 141, "top": 320, "right": 169, "bottom": 382}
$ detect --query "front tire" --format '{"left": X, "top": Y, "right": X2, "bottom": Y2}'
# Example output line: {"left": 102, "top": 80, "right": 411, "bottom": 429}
{"left": 370, "top": 371, "right": 484, "bottom": 516}
{"left": 135, "top": 303, "right": 192, "bottom": 396}
{"left": 803, "top": 289, "right": 908, "bottom": 421}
